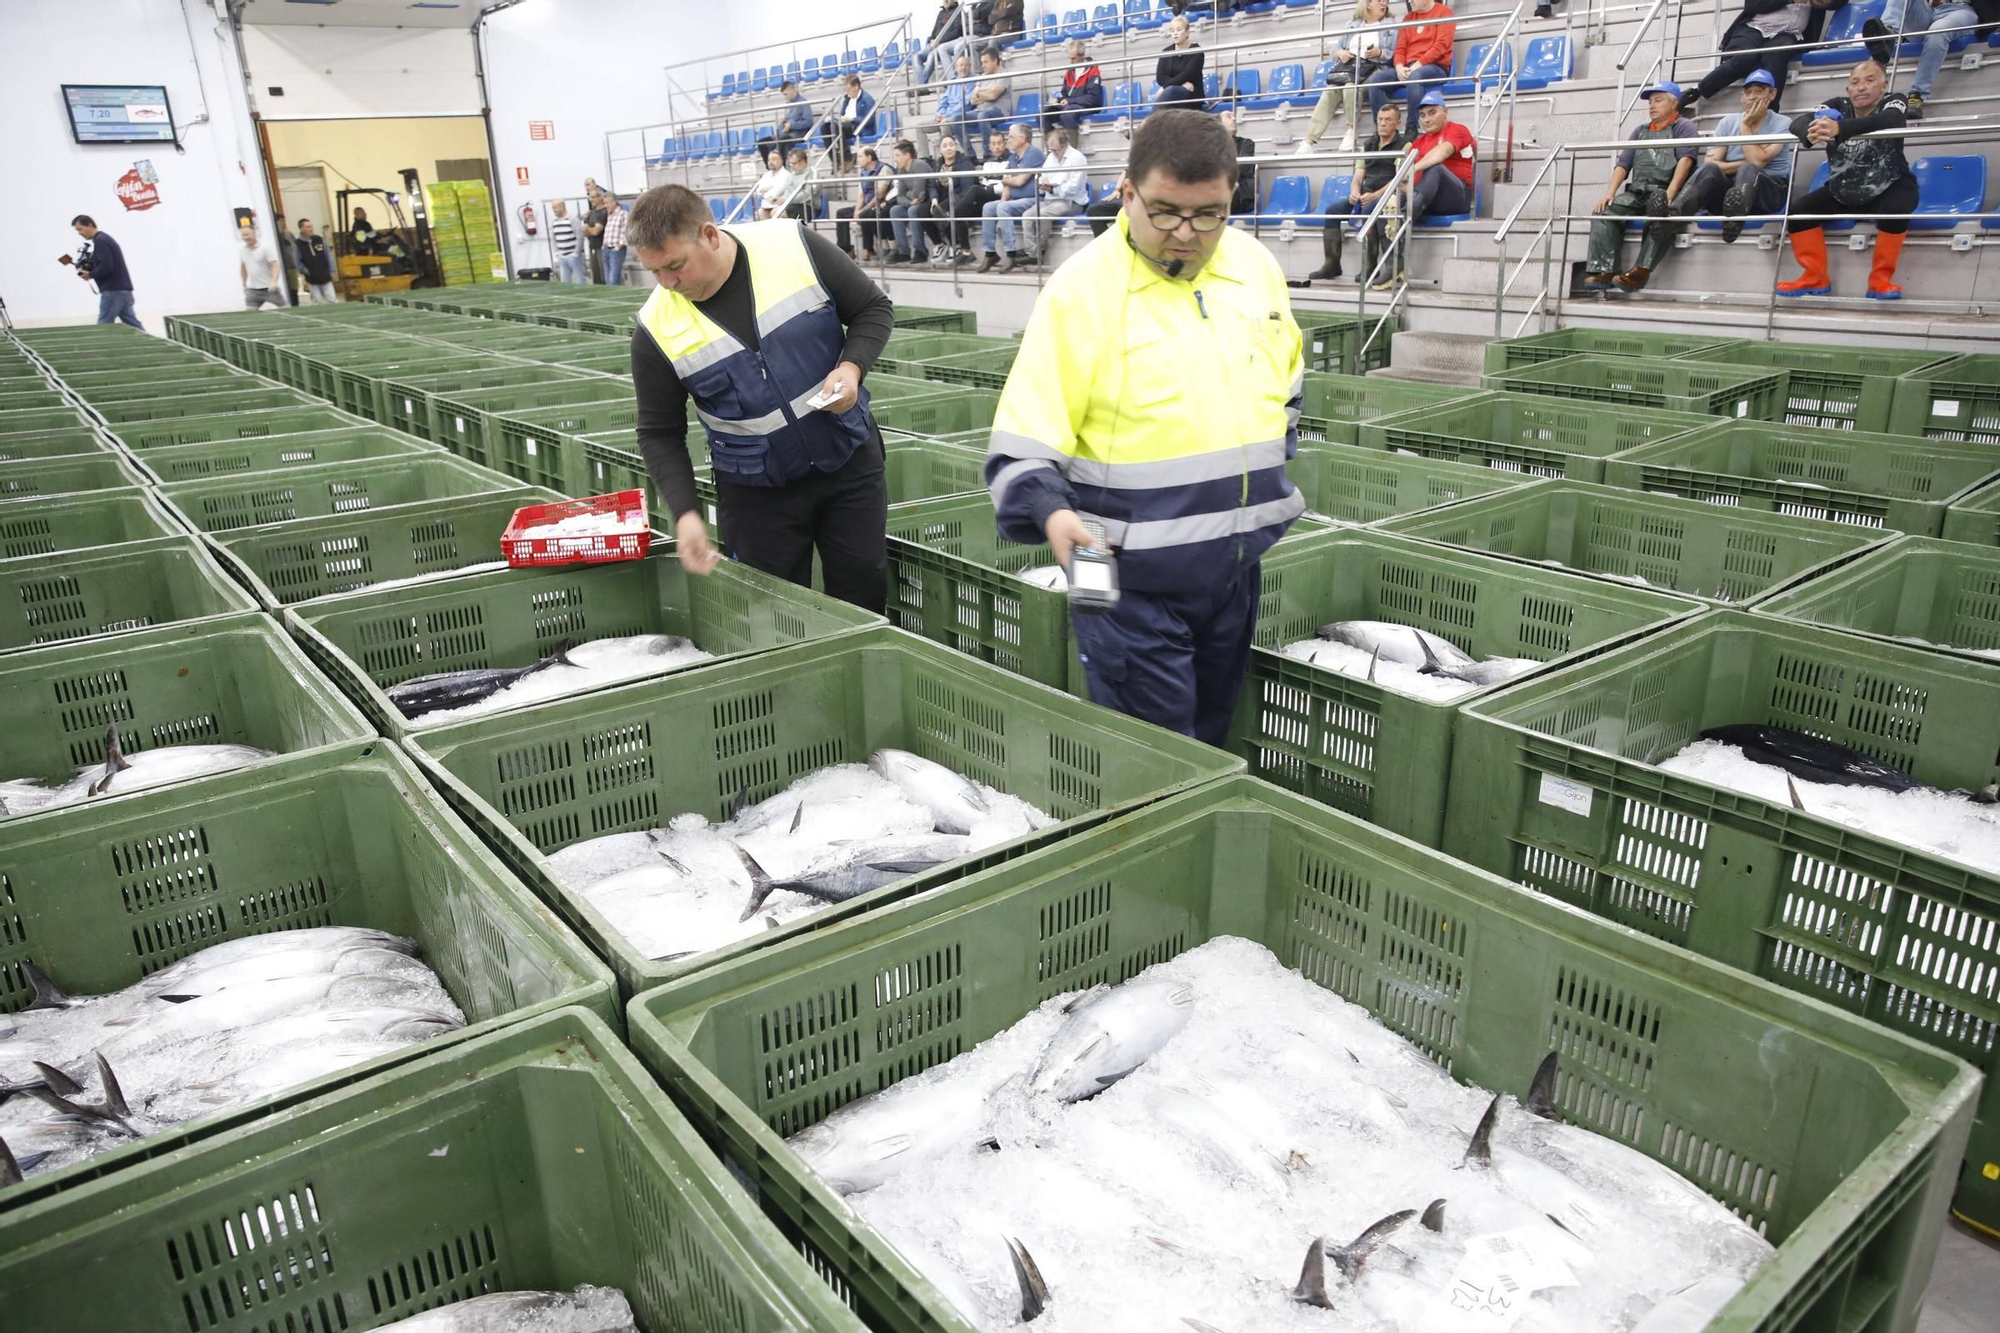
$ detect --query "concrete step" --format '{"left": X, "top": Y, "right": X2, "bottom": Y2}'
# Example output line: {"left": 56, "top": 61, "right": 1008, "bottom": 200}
{"left": 1366, "top": 361, "right": 1487, "bottom": 387}
{"left": 1378, "top": 328, "right": 1492, "bottom": 381}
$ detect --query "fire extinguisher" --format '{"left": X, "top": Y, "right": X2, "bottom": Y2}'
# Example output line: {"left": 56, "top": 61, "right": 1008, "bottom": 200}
{"left": 519, "top": 203, "right": 539, "bottom": 235}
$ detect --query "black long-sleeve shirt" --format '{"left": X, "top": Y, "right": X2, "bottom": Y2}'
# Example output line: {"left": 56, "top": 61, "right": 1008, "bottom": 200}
{"left": 1158, "top": 45, "right": 1204, "bottom": 93}
{"left": 1796, "top": 93, "right": 1911, "bottom": 205}
{"left": 86, "top": 233, "right": 133, "bottom": 292}
{"left": 631, "top": 227, "right": 895, "bottom": 520}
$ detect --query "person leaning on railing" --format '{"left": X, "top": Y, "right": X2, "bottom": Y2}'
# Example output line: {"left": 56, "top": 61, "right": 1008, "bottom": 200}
{"left": 1777, "top": 58, "right": 1916, "bottom": 300}
{"left": 1583, "top": 80, "right": 1700, "bottom": 297}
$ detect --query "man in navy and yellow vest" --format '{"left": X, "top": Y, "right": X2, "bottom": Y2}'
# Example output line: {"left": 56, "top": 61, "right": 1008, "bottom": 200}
{"left": 627, "top": 185, "right": 895, "bottom": 612}
{"left": 986, "top": 111, "right": 1304, "bottom": 746}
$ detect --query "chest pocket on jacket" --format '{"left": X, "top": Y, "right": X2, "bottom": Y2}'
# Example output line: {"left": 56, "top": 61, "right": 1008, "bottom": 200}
{"left": 682, "top": 356, "right": 758, "bottom": 425}
{"left": 1115, "top": 315, "right": 1183, "bottom": 412}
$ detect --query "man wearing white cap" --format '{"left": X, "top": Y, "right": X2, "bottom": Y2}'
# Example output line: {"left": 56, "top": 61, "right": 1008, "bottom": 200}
{"left": 1670, "top": 68, "right": 1794, "bottom": 244}
{"left": 1583, "top": 80, "right": 1700, "bottom": 297}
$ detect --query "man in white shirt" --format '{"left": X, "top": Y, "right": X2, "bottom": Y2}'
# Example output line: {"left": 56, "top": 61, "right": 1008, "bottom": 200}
{"left": 238, "top": 224, "right": 281, "bottom": 309}
{"left": 549, "top": 200, "right": 586, "bottom": 283}
{"left": 1029, "top": 127, "right": 1090, "bottom": 264}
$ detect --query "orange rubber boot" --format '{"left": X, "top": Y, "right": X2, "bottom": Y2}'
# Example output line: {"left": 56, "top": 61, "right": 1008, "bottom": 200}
{"left": 1775, "top": 227, "right": 1832, "bottom": 297}
{"left": 1866, "top": 231, "right": 1906, "bottom": 301}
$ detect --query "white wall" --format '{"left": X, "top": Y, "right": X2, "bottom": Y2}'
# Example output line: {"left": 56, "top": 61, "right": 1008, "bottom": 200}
{"left": 0, "top": 0, "right": 277, "bottom": 327}
{"left": 241, "top": 24, "right": 480, "bottom": 120}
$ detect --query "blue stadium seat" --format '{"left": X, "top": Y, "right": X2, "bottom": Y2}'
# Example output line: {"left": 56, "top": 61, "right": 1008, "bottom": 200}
{"left": 1125, "top": 0, "right": 1160, "bottom": 29}
{"left": 1015, "top": 92, "right": 1043, "bottom": 123}
{"left": 708, "top": 130, "right": 727, "bottom": 158}
{"left": 786, "top": 62, "right": 802, "bottom": 84}
{"left": 1036, "top": 13, "right": 1064, "bottom": 43}
{"left": 840, "top": 51, "right": 860, "bottom": 77}
{"left": 1516, "top": 36, "right": 1572, "bottom": 90}
{"left": 1282, "top": 0, "right": 1319, "bottom": 7}
{"left": 1910, "top": 155, "right": 1986, "bottom": 230}
{"left": 1062, "top": 8, "right": 1091, "bottom": 39}
{"left": 714, "top": 74, "right": 732, "bottom": 100}
{"left": 802, "top": 57, "right": 820, "bottom": 84}
{"left": 710, "top": 198, "right": 727, "bottom": 221}
{"left": 1317, "top": 175, "right": 1354, "bottom": 226}
{"left": 1203, "top": 74, "right": 1223, "bottom": 104}
{"left": 1242, "top": 1, "right": 1280, "bottom": 14}
{"left": 866, "top": 108, "right": 901, "bottom": 143}
{"left": 734, "top": 70, "right": 751, "bottom": 96}
{"left": 821, "top": 52, "right": 839, "bottom": 77}
{"left": 1311, "top": 60, "right": 1339, "bottom": 91}
{"left": 1417, "top": 209, "right": 1472, "bottom": 227}
{"left": 1801, "top": 0, "right": 1920, "bottom": 66}
{"left": 739, "top": 128, "right": 760, "bottom": 156}
{"left": 1806, "top": 164, "right": 1858, "bottom": 230}
{"left": 1093, "top": 3, "right": 1122, "bottom": 35}
{"left": 1250, "top": 63, "right": 1309, "bottom": 110}
{"left": 1094, "top": 81, "right": 1143, "bottom": 121}
{"left": 751, "top": 68, "right": 770, "bottom": 93}
{"left": 1260, "top": 174, "right": 1312, "bottom": 221}
{"left": 1442, "top": 42, "right": 1514, "bottom": 97}
{"left": 860, "top": 46, "right": 881, "bottom": 73}
{"left": 1009, "top": 20, "right": 1042, "bottom": 50}
{"left": 882, "top": 41, "right": 903, "bottom": 70}
{"left": 1222, "top": 68, "right": 1263, "bottom": 104}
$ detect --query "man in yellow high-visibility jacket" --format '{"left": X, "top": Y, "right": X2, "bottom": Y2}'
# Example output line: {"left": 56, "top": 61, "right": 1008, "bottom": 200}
{"left": 985, "top": 110, "right": 1305, "bottom": 745}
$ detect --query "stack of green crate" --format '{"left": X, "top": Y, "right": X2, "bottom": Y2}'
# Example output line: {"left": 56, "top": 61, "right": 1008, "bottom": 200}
{"left": 453, "top": 180, "right": 504, "bottom": 283}
{"left": 427, "top": 180, "right": 476, "bottom": 285}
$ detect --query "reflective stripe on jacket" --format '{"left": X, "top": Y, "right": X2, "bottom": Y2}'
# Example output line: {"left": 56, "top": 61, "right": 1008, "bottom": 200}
{"left": 985, "top": 210, "right": 1304, "bottom": 593}
{"left": 637, "top": 220, "right": 870, "bottom": 486}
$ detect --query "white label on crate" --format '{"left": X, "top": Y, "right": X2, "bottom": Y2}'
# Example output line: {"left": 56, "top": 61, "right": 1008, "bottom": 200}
{"left": 403, "top": 396, "right": 415, "bottom": 413}
{"left": 1933, "top": 398, "right": 1959, "bottom": 418}
{"left": 525, "top": 438, "right": 538, "bottom": 456}
{"left": 454, "top": 415, "right": 466, "bottom": 432}
{"left": 1734, "top": 400, "right": 1749, "bottom": 418}
{"left": 1537, "top": 774, "right": 1594, "bottom": 818}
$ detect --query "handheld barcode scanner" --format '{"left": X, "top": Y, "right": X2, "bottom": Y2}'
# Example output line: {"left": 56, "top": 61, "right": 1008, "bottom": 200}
{"left": 1067, "top": 518, "right": 1119, "bottom": 612}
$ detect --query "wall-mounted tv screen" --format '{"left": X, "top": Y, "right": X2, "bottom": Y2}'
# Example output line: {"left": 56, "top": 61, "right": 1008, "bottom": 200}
{"left": 62, "top": 85, "right": 177, "bottom": 145}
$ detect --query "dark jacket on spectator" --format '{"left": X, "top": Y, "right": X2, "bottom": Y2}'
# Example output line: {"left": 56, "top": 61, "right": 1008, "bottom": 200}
{"left": 927, "top": 2, "right": 970, "bottom": 45}
{"left": 85, "top": 232, "right": 133, "bottom": 291}
{"left": 1723, "top": 0, "right": 1847, "bottom": 46}
{"left": 1230, "top": 130, "right": 1256, "bottom": 215}
{"left": 295, "top": 234, "right": 334, "bottom": 284}
{"left": 1158, "top": 44, "right": 1205, "bottom": 94}
{"left": 980, "top": 0, "right": 1026, "bottom": 39}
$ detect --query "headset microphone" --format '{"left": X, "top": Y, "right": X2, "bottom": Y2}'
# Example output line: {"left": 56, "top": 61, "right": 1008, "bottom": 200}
{"left": 1124, "top": 232, "right": 1183, "bottom": 279}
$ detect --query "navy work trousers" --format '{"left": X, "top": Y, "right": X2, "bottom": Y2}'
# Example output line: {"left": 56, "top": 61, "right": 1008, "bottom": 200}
{"left": 1070, "top": 558, "right": 1261, "bottom": 748}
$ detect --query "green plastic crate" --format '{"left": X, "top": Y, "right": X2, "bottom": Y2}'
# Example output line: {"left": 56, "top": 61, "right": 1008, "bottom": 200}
{"left": 1751, "top": 535, "right": 2000, "bottom": 664}
{"left": 52, "top": 368, "right": 265, "bottom": 403}
{"left": 1291, "top": 306, "right": 1397, "bottom": 374}
{"left": 0, "top": 450, "right": 150, "bottom": 499}
{"left": 1598, "top": 419, "right": 2000, "bottom": 535}
{"left": 0, "top": 406, "right": 92, "bottom": 437}
{"left": 0, "top": 487, "right": 185, "bottom": 558}
{"left": 431, "top": 378, "right": 631, "bottom": 471}
{"left": 0, "top": 1010, "right": 871, "bottom": 1332}
{"left": 0, "top": 613, "right": 371, "bottom": 794}
{"left": 1884, "top": 352, "right": 2000, "bottom": 444}
{"left": 0, "top": 428, "right": 109, "bottom": 463}
{"left": 627, "top": 775, "right": 1979, "bottom": 1333}
{"left": 0, "top": 387, "right": 69, "bottom": 413}
{"left": 1482, "top": 326, "right": 1732, "bottom": 374}
{"left": 498, "top": 400, "right": 644, "bottom": 494}
{"left": 1483, "top": 353, "right": 1791, "bottom": 421}
{"left": 1444, "top": 610, "right": 2000, "bottom": 1227}
{"left": 893, "top": 304, "right": 978, "bottom": 333}
{"left": 0, "top": 535, "right": 258, "bottom": 653}
{"left": 130, "top": 424, "right": 437, "bottom": 485}
{"left": 874, "top": 330, "right": 1013, "bottom": 377}
{"left": 1290, "top": 441, "right": 1538, "bottom": 524}
{"left": 378, "top": 363, "right": 584, "bottom": 439}
{"left": 201, "top": 486, "right": 552, "bottom": 607}
{"left": 1942, "top": 476, "right": 2000, "bottom": 547}
{"left": 87, "top": 385, "right": 314, "bottom": 424}
{"left": 869, "top": 381, "right": 999, "bottom": 437}
{"left": 0, "top": 742, "right": 615, "bottom": 1210}
{"left": 1296, "top": 372, "right": 1483, "bottom": 446}
{"left": 287, "top": 544, "right": 882, "bottom": 739}
{"left": 109, "top": 404, "right": 364, "bottom": 449}
{"left": 915, "top": 345, "right": 1018, "bottom": 390}
{"left": 1676, "top": 341, "right": 1959, "bottom": 433}
{"left": 1233, "top": 528, "right": 1702, "bottom": 845}
{"left": 407, "top": 627, "right": 1242, "bottom": 997}
{"left": 333, "top": 351, "right": 501, "bottom": 420}
{"left": 158, "top": 453, "right": 515, "bottom": 534}
{"left": 1379, "top": 479, "right": 1890, "bottom": 605}
{"left": 1362, "top": 390, "right": 1714, "bottom": 482}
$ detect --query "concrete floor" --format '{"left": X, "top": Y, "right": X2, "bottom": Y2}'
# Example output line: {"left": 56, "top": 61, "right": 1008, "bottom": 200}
{"left": 1915, "top": 1217, "right": 2000, "bottom": 1333}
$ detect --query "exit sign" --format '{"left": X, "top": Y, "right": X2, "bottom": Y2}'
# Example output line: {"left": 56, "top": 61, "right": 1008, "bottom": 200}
{"left": 529, "top": 120, "right": 554, "bottom": 140}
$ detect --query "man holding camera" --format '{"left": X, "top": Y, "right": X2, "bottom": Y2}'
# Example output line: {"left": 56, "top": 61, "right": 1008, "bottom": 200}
{"left": 70, "top": 216, "right": 141, "bottom": 329}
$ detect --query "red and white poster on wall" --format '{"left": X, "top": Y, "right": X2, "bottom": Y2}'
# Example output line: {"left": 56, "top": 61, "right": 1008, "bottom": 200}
{"left": 529, "top": 120, "right": 554, "bottom": 140}
{"left": 115, "top": 160, "right": 161, "bottom": 211}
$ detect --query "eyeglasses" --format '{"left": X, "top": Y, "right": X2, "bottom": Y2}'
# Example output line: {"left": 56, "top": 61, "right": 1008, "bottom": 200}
{"left": 1134, "top": 192, "right": 1228, "bottom": 234}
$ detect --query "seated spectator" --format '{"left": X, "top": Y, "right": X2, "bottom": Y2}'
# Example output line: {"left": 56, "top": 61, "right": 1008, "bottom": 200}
{"left": 1671, "top": 69, "right": 1792, "bottom": 243}
{"left": 1088, "top": 170, "right": 1129, "bottom": 236}
{"left": 1366, "top": 0, "right": 1455, "bottom": 123}
{"left": 925, "top": 134, "right": 976, "bottom": 262}
{"left": 949, "top": 129, "right": 1012, "bottom": 262}
{"left": 968, "top": 47, "right": 1016, "bottom": 143}
{"left": 782, "top": 148, "right": 818, "bottom": 222}
{"left": 752, "top": 149, "right": 795, "bottom": 220}
{"left": 978, "top": 122, "right": 1047, "bottom": 272}
{"left": 1045, "top": 39, "right": 1106, "bottom": 135}
{"left": 1680, "top": 0, "right": 1845, "bottom": 113}
{"left": 819, "top": 75, "right": 876, "bottom": 167}
{"left": 835, "top": 146, "right": 889, "bottom": 258}
{"left": 918, "top": 0, "right": 972, "bottom": 85}
{"left": 1584, "top": 81, "right": 1699, "bottom": 296}
{"left": 1155, "top": 16, "right": 1207, "bottom": 108}
{"left": 1219, "top": 107, "right": 1257, "bottom": 215}
{"left": 888, "top": 140, "right": 936, "bottom": 264}
{"left": 1303, "top": 103, "right": 1411, "bottom": 283}
{"left": 1030, "top": 126, "right": 1091, "bottom": 260}
{"left": 1385, "top": 90, "right": 1475, "bottom": 289}
{"left": 1865, "top": 0, "right": 1981, "bottom": 120}
{"left": 764, "top": 81, "right": 815, "bottom": 159}
{"left": 1779, "top": 59, "right": 1915, "bottom": 299}
{"left": 1306, "top": 0, "right": 1396, "bottom": 154}
{"left": 978, "top": 0, "right": 1027, "bottom": 57}
{"left": 937, "top": 54, "right": 976, "bottom": 151}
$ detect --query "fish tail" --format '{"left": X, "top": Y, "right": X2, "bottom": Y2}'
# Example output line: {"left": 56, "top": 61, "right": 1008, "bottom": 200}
{"left": 1328, "top": 1209, "right": 1417, "bottom": 1280}
{"left": 87, "top": 723, "right": 132, "bottom": 797}
{"left": 1524, "top": 1051, "right": 1560, "bottom": 1120}
{"left": 1006, "top": 1236, "right": 1049, "bottom": 1322}
{"left": 20, "top": 960, "right": 73, "bottom": 1012}
{"left": 1290, "top": 1237, "right": 1332, "bottom": 1308}
{"left": 0, "top": 1136, "right": 21, "bottom": 1187}
{"left": 1461, "top": 1093, "right": 1500, "bottom": 1166}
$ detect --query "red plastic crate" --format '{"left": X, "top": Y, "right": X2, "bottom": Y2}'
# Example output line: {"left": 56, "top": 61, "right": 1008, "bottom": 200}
{"left": 501, "top": 490, "right": 652, "bottom": 567}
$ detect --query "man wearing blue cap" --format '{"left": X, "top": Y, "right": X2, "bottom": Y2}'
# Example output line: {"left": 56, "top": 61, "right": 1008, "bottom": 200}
{"left": 1678, "top": 0, "right": 1846, "bottom": 113}
{"left": 1671, "top": 69, "right": 1794, "bottom": 244}
{"left": 1583, "top": 81, "right": 1699, "bottom": 296}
